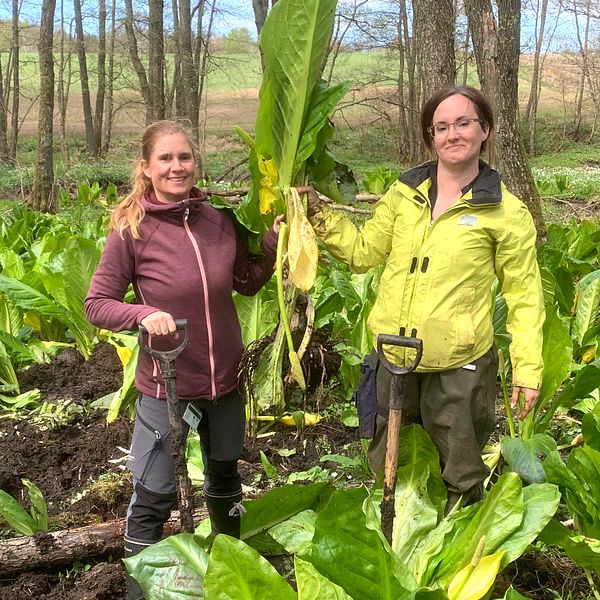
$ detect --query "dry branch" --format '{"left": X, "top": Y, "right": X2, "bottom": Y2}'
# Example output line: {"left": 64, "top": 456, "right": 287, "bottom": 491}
{"left": 0, "top": 507, "right": 208, "bottom": 575}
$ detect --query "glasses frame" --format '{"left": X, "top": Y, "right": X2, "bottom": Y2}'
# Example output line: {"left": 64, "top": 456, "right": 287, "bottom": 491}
{"left": 427, "top": 118, "right": 484, "bottom": 138}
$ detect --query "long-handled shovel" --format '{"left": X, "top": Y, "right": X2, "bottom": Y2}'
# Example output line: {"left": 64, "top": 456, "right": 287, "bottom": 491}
{"left": 138, "top": 319, "right": 195, "bottom": 534}
{"left": 377, "top": 333, "right": 423, "bottom": 544}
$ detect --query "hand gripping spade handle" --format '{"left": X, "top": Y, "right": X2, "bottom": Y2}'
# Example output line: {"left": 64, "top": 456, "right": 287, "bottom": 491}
{"left": 138, "top": 319, "right": 195, "bottom": 534}
{"left": 377, "top": 333, "right": 423, "bottom": 545}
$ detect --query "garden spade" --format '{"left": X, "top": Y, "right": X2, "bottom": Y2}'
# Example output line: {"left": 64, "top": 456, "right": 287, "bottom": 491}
{"left": 377, "top": 333, "right": 423, "bottom": 544}
{"left": 138, "top": 319, "right": 195, "bottom": 534}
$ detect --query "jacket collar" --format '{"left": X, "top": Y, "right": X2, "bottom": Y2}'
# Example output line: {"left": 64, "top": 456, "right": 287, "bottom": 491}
{"left": 398, "top": 160, "right": 502, "bottom": 206}
{"left": 141, "top": 187, "right": 208, "bottom": 215}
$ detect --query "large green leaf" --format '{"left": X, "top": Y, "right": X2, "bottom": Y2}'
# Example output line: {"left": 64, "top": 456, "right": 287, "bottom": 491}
{"left": 124, "top": 533, "right": 209, "bottom": 599}
{"left": 234, "top": 280, "right": 278, "bottom": 347}
{"left": 0, "top": 488, "right": 38, "bottom": 536}
{"left": 295, "top": 556, "right": 353, "bottom": 599}
{"left": 538, "top": 517, "right": 600, "bottom": 572}
{"left": 257, "top": 0, "right": 338, "bottom": 187}
{"left": 242, "top": 482, "right": 333, "bottom": 541}
{"left": 573, "top": 269, "right": 600, "bottom": 345}
{"left": 270, "top": 510, "right": 317, "bottom": 556}
{"left": 537, "top": 359, "right": 600, "bottom": 433}
{"left": 495, "top": 483, "right": 559, "bottom": 565}
{"left": 536, "top": 306, "right": 572, "bottom": 412}
{"left": 431, "top": 473, "right": 524, "bottom": 588}
{"left": 308, "top": 487, "right": 410, "bottom": 600}
{"left": 500, "top": 434, "right": 557, "bottom": 483}
{"left": 204, "top": 535, "right": 296, "bottom": 600}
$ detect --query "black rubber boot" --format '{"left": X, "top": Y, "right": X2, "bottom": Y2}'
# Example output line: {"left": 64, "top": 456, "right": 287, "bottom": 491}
{"left": 205, "top": 493, "right": 245, "bottom": 538}
{"left": 123, "top": 537, "right": 154, "bottom": 600}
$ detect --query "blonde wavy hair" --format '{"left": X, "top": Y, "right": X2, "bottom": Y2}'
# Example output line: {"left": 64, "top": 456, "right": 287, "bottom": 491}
{"left": 110, "top": 120, "right": 197, "bottom": 239}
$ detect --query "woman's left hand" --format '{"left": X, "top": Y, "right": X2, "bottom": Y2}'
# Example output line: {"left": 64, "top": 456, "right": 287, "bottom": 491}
{"left": 511, "top": 386, "right": 540, "bottom": 419}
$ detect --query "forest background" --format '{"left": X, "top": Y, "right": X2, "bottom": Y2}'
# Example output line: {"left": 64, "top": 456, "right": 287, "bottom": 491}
{"left": 0, "top": 0, "right": 598, "bottom": 224}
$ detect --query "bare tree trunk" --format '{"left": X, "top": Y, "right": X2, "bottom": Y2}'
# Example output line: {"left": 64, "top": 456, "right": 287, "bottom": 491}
{"left": 573, "top": 0, "right": 591, "bottom": 139}
{"left": 196, "top": 0, "right": 217, "bottom": 178}
{"left": 101, "top": 0, "right": 116, "bottom": 156}
{"left": 148, "top": 0, "right": 165, "bottom": 121}
{"left": 73, "top": 0, "right": 98, "bottom": 156}
{"left": 413, "top": 0, "right": 456, "bottom": 100}
{"left": 28, "top": 0, "right": 57, "bottom": 213}
{"left": 0, "top": 56, "right": 10, "bottom": 162}
{"left": 525, "top": 0, "right": 549, "bottom": 155}
{"left": 497, "top": 0, "right": 546, "bottom": 239}
{"left": 465, "top": 0, "right": 499, "bottom": 165}
{"left": 94, "top": 0, "right": 107, "bottom": 152}
{"left": 398, "top": 0, "right": 419, "bottom": 163}
{"left": 57, "top": 0, "right": 72, "bottom": 162}
{"left": 124, "top": 0, "right": 151, "bottom": 123}
{"left": 178, "top": 0, "right": 199, "bottom": 134}
{"left": 9, "top": 0, "right": 20, "bottom": 161}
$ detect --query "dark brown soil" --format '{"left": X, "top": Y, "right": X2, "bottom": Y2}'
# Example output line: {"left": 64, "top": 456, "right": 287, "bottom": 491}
{"left": 0, "top": 343, "right": 592, "bottom": 599}
{"left": 0, "top": 343, "right": 359, "bottom": 599}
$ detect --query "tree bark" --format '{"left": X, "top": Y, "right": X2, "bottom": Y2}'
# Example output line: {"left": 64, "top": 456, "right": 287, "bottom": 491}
{"left": 73, "top": 0, "right": 98, "bottom": 156}
{"left": 0, "top": 508, "right": 208, "bottom": 575}
{"left": 124, "top": 0, "right": 151, "bottom": 123}
{"left": 0, "top": 56, "right": 10, "bottom": 162}
{"left": 101, "top": 0, "right": 116, "bottom": 156}
{"left": 57, "top": 0, "right": 73, "bottom": 162}
{"left": 413, "top": 0, "right": 456, "bottom": 100}
{"left": 465, "top": 0, "right": 546, "bottom": 240}
{"left": 525, "top": 0, "right": 549, "bottom": 155}
{"left": 28, "top": 0, "right": 57, "bottom": 213}
{"left": 9, "top": 0, "right": 20, "bottom": 161}
{"left": 148, "top": 0, "right": 165, "bottom": 122}
{"left": 94, "top": 0, "right": 107, "bottom": 153}
{"left": 497, "top": 0, "right": 546, "bottom": 239}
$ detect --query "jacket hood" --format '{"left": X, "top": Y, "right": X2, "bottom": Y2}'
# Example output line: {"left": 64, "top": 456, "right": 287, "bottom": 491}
{"left": 141, "top": 187, "right": 209, "bottom": 217}
{"left": 398, "top": 160, "right": 502, "bottom": 206}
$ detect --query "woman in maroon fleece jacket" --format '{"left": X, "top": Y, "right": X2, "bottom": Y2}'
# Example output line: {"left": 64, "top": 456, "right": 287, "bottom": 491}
{"left": 85, "top": 120, "right": 278, "bottom": 600}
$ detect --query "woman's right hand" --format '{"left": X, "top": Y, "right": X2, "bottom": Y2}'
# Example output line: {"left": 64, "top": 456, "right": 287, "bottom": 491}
{"left": 296, "top": 185, "right": 327, "bottom": 217}
{"left": 140, "top": 311, "right": 177, "bottom": 335}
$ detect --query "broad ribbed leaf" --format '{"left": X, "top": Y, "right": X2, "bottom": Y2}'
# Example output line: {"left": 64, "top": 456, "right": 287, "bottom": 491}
{"left": 573, "top": 269, "right": 600, "bottom": 344}
{"left": 257, "top": 0, "right": 338, "bottom": 187}
{"left": 295, "top": 556, "right": 353, "bottom": 599}
{"left": 495, "top": 483, "right": 559, "bottom": 565}
{"left": 124, "top": 533, "right": 209, "bottom": 599}
{"left": 0, "top": 275, "right": 67, "bottom": 322}
{"left": 270, "top": 510, "right": 317, "bottom": 555}
{"left": 309, "top": 487, "right": 409, "bottom": 600}
{"left": 62, "top": 236, "right": 99, "bottom": 339}
{"left": 432, "top": 473, "right": 523, "bottom": 588}
{"left": 582, "top": 403, "right": 600, "bottom": 451}
{"left": 242, "top": 482, "right": 333, "bottom": 541}
{"left": 205, "top": 535, "right": 296, "bottom": 600}
{"left": 537, "top": 306, "right": 572, "bottom": 410}
{"left": 538, "top": 518, "right": 600, "bottom": 571}
{"left": 501, "top": 434, "right": 557, "bottom": 483}
{"left": 233, "top": 281, "right": 278, "bottom": 346}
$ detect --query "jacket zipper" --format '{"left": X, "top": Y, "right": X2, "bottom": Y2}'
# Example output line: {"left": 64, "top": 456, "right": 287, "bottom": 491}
{"left": 183, "top": 208, "right": 218, "bottom": 399}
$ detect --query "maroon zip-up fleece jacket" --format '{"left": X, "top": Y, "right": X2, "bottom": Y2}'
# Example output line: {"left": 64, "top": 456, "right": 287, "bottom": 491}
{"left": 85, "top": 188, "right": 278, "bottom": 401}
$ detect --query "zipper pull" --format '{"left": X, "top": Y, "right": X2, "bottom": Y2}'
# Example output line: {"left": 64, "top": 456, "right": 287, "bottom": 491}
{"left": 184, "top": 207, "right": 190, "bottom": 221}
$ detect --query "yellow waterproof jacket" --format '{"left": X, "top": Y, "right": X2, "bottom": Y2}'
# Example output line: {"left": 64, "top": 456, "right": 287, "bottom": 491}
{"left": 312, "top": 161, "right": 544, "bottom": 389}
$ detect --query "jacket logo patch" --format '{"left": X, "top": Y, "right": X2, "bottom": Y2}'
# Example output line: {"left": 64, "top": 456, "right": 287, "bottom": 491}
{"left": 459, "top": 215, "right": 477, "bottom": 226}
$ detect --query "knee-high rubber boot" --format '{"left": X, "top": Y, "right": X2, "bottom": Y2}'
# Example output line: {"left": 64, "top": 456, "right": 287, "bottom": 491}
{"left": 205, "top": 493, "right": 245, "bottom": 538}
{"left": 123, "top": 537, "right": 154, "bottom": 600}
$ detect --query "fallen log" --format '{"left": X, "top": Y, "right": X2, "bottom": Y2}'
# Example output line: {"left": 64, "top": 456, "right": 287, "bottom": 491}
{"left": 0, "top": 507, "right": 208, "bottom": 575}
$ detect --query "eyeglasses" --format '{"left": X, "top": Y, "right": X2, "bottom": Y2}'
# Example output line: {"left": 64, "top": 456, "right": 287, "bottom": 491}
{"left": 428, "top": 118, "right": 483, "bottom": 137}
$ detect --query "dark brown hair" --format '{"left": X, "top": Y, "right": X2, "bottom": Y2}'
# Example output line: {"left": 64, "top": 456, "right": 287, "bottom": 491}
{"left": 420, "top": 85, "right": 494, "bottom": 152}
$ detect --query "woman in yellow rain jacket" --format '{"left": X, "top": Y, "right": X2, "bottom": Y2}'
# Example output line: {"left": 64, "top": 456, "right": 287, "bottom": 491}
{"left": 307, "top": 85, "right": 544, "bottom": 512}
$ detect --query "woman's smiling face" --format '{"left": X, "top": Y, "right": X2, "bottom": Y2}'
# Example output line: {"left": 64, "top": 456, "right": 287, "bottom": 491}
{"left": 431, "top": 94, "right": 489, "bottom": 170}
{"left": 142, "top": 133, "right": 196, "bottom": 203}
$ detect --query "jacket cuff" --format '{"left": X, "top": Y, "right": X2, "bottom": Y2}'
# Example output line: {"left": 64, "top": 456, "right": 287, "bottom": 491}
{"left": 261, "top": 227, "right": 278, "bottom": 257}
